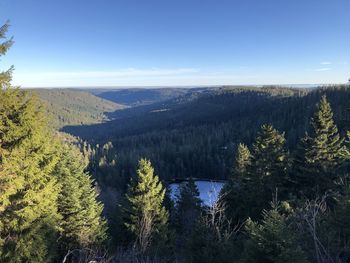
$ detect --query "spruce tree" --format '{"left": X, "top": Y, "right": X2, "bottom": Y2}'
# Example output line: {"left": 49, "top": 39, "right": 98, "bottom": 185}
{"left": 233, "top": 143, "right": 251, "bottom": 180}
{"left": 242, "top": 203, "right": 308, "bottom": 263}
{"left": 223, "top": 124, "right": 289, "bottom": 222}
{"left": 175, "top": 177, "right": 202, "bottom": 252}
{"left": 0, "top": 23, "right": 61, "bottom": 263}
{"left": 125, "top": 158, "right": 169, "bottom": 252}
{"left": 0, "top": 23, "right": 13, "bottom": 85}
{"left": 251, "top": 124, "right": 289, "bottom": 191}
{"left": 250, "top": 124, "right": 289, "bottom": 216}
{"left": 55, "top": 144, "right": 107, "bottom": 256}
{"left": 293, "top": 95, "right": 346, "bottom": 196}
{"left": 222, "top": 143, "right": 251, "bottom": 221}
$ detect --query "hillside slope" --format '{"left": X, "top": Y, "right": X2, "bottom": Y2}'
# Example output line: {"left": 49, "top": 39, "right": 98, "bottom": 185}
{"left": 63, "top": 85, "right": 350, "bottom": 182}
{"left": 88, "top": 87, "right": 193, "bottom": 106}
{"left": 30, "top": 89, "right": 125, "bottom": 128}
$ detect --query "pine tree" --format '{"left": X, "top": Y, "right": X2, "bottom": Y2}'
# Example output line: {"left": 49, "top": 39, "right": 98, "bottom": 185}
{"left": 0, "top": 23, "right": 61, "bottom": 263}
{"left": 293, "top": 95, "right": 347, "bottom": 196}
{"left": 242, "top": 203, "right": 308, "bottom": 263}
{"left": 124, "top": 158, "right": 169, "bottom": 252}
{"left": 55, "top": 144, "right": 107, "bottom": 256}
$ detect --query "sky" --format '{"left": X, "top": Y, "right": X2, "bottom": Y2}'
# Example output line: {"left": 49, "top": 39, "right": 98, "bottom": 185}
{"left": 0, "top": 0, "right": 350, "bottom": 87}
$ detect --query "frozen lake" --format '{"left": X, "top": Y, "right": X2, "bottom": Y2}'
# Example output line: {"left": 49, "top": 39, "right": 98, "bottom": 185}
{"left": 169, "top": 180, "right": 226, "bottom": 207}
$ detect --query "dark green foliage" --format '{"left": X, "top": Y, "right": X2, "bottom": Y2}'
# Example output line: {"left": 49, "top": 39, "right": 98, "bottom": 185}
{"left": 189, "top": 222, "right": 239, "bottom": 263}
{"left": 293, "top": 95, "right": 347, "bottom": 197}
{"left": 35, "top": 84, "right": 350, "bottom": 262}
{"left": 188, "top": 196, "right": 240, "bottom": 263}
{"left": 175, "top": 178, "right": 202, "bottom": 232}
{"left": 250, "top": 124, "right": 289, "bottom": 194}
{"left": 316, "top": 183, "right": 350, "bottom": 262}
{"left": 241, "top": 203, "right": 308, "bottom": 263}
{"left": 55, "top": 144, "right": 107, "bottom": 255}
{"left": 64, "top": 85, "right": 350, "bottom": 188}
{"left": 174, "top": 178, "right": 202, "bottom": 257}
{"left": 223, "top": 124, "right": 289, "bottom": 222}
{"left": 91, "top": 87, "right": 190, "bottom": 107}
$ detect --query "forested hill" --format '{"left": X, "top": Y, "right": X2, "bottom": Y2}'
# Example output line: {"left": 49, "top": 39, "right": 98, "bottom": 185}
{"left": 62, "top": 85, "right": 350, "bottom": 183}
{"left": 29, "top": 88, "right": 125, "bottom": 128}
{"left": 63, "top": 86, "right": 310, "bottom": 140}
{"left": 87, "top": 87, "right": 194, "bottom": 106}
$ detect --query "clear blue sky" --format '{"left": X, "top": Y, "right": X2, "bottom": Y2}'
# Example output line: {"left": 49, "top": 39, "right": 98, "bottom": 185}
{"left": 1, "top": 0, "right": 350, "bottom": 87}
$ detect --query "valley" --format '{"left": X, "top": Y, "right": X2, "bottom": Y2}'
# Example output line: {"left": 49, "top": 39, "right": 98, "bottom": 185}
{"left": 2, "top": 1, "right": 350, "bottom": 259}
{"left": 49, "top": 85, "right": 350, "bottom": 183}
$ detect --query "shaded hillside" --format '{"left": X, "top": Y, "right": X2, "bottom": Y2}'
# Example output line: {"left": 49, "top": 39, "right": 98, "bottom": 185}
{"left": 89, "top": 87, "right": 193, "bottom": 106}
{"left": 63, "top": 85, "right": 350, "bottom": 183}
{"left": 63, "top": 86, "right": 311, "bottom": 141}
{"left": 30, "top": 89, "right": 125, "bottom": 128}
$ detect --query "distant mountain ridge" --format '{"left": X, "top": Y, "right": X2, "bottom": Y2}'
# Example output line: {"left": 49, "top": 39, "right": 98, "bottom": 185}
{"left": 87, "top": 87, "right": 193, "bottom": 107}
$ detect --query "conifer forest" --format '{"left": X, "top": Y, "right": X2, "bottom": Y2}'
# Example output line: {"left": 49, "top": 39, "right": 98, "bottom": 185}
{"left": 1, "top": 1, "right": 350, "bottom": 262}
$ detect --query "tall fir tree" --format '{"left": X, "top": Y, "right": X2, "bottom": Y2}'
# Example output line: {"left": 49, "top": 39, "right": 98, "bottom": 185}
{"left": 0, "top": 23, "right": 61, "bottom": 263}
{"left": 124, "top": 158, "right": 169, "bottom": 252}
{"left": 55, "top": 144, "right": 107, "bottom": 257}
{"left": 293, "top": 95, "right": 347, "bottom": 196}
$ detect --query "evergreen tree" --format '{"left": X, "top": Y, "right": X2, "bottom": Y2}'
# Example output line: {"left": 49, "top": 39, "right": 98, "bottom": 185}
{"left": 224, "top": 124, "right": 289, "bottom": 222}
{"left": 233, "top": 143, "right": 251, "bottom": 180}
{"left": 0, "top": 23, "right": 61, "bottom": 263}
{"left": 124, "top": 158, "right": 169, "bottom": 252}
{"left": 0, "top": 23, "right": 13, "bottom": 85}
{"left": 251, "top": 124, "right": 289, "bottom": 192}
{"left": 242, "top": 203, "right": 308, "bottom": 263}
{"left": 293, "top": 95, "right": 347, "bottom": 196}
{"left": 222, "top": 143, "right": 251, "bottom": 222}
{"left": 175, "top": 178, "right": 202, "bottom": 254}
{"left": 55, "top": 144, "right": 107, "bottom": 256}
{"left": 249, "top": 124, "right": 290, "bottom": 216}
